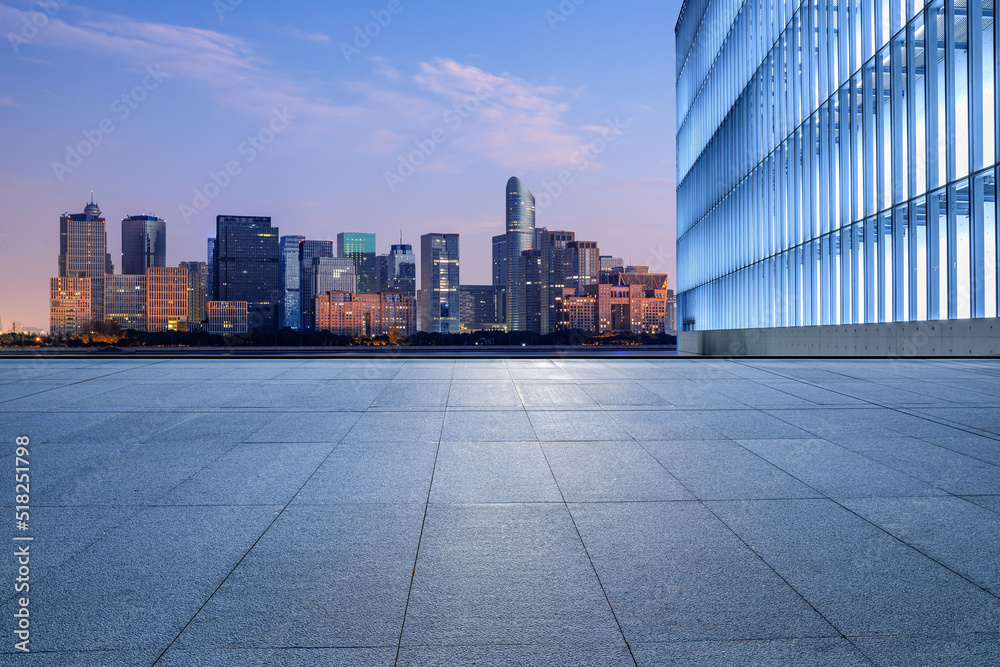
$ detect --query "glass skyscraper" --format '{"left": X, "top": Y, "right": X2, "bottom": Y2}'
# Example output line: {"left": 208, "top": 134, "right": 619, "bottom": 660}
{"left": 506, "top": 177, "right": 536, "bottom": 332}
{"left": 420, "top": 233, "right": 460, "bottom": 334}
{"left": 337, "top": 232, "right": 377, "bottom": 294}
{"left": 676, "top": 0, "right": 998, "bottom": 345}
{"left": 279, "top": 235, "right": 305, "bottom": 330}
{"left": 121, "top": 215, "right": 166, "bottom": 276}
{"left": 58, "top": 197, "right": 112, "bottom": 322}
{"left": 388, "top": 243, "right": 417, "bottom": 297}
{"left": 215, "top": 216, "right": 280, "bottom": 331}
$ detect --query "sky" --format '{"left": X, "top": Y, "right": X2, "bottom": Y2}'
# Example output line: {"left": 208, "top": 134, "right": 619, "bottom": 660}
{"left": 0, "top": 0, "right": 683, "bottom": 330}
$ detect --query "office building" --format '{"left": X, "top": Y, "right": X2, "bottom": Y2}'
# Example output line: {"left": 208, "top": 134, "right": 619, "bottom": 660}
{"left": 121, "top": 215, "right": 166, "bottom": 275}
{"left": 279, "top": 235, "right": 305, "bottom": 330}
{"left": 57, "top": 197, "right": 112, "bottom": 322}
{"left": 337, "top": 233, "right": 377, "bottom": 294}
{"left": 492, "top": 234, "right": 508, "bottom": 325}
{"left": 420, "top": 233, "right": 460, "bottom": 334}
{"left": 298, "top": 240, "right": 334, "bottom": 330}
{"left": 388, "top": 243, "right": 417, "bottom": 297}
{"left": 146, "top": 267, "right": 189, "bottom": 332}
{"left": 600, "top": 256, "right": 625, "bottom": 283}
{"left": 315, "top": 291, "right": 417, "bottom": 337}
{"left": 675, "top": 0, "right": 1000, "bottom": 355}
{"left": 207, "top": 301, "right": 249, "bottom": 336}
{"left": 561, "top": 271, "right": 669, "bottom": 335}
{"left": 215, "top": 216, "right": 279, "bottom": 330}
{"left": 459, "top": 285, "right": 499, "bottom": 332}
{"left": 568, "top": 241, "right": 601, "bottom": 295}
{"left": 179, "top": 261, "right": 208, "bottom": 326}
{"left": 376, "top": 254, "right": 390, "bottom": 293}
{"left": 525, "top": 229, "right": 576, "bottom": 334}
{"left": 207, "top": 238, "right": 216, "bottom": 302}
{"left": 105, "top": 274, "right": 146, "bottom": 331}
{"left": 505, "top": 177, "right": 535, "bottom": 331}
{"left": 50, "top": 277, "right": 92, "bottom": 335}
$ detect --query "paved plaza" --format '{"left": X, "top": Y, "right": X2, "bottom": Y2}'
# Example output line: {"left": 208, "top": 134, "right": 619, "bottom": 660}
{"left": 2, "top": 357, "right": 1000, "bottom": 666}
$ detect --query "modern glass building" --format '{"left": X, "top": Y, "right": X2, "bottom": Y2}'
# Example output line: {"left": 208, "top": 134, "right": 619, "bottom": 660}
{"left": 299, "top": 240, "right": 335, "bottom": 330}
{"left": 676, "top": 0, "right": 998, "bottom": 352}
{"left": 420, "top": 233, "right": 460, "bottom": 334}
{"left": 279, "top": 235, "right": 305, "bottom": 329}
{"left": 121, "top": 215, "right": 166, "bottom": 276}
{"left": 388, "top": 243, "right": 417, "bottom": 297}
{"left": 337, "top": 232, "right": 377, "bottom": 294}
{"left": 506, "top": 177, "right": 536, "bottom": 332}
{"left": 58, "top": 197, "right": 113, "bottom": 322}
{"left": 214, "top": 216, "right": 280, "bottom": 330}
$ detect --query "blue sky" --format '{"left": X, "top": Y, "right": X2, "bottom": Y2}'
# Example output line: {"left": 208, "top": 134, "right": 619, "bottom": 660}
{"left": 0, "top": 0, "right": 682, "bottom": 328}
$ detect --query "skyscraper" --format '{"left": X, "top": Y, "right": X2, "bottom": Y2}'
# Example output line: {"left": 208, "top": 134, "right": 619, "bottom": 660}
{"left": 568, "top": 241, "right": 600, "bottom": 295}
{"left": 376, "top": 254, "right": 390, "bottom": 293}
{"left": 337, "top": 233, "right": 377, "bottom": 294}
{"left": 121, "top": 215, "right": 166, "bottom": 275}
{"left": 58, "top": 196, "right": 112, "bottom": 322}
{"left": 146, "top": 267, "right": 189, "bottom": 332}
{"left": 505, "top": 177, "right": 535, "bottom": 331}
{"left": 178, "top": 261, "right": 208, "bottom": 325}
{"left": 492, "top": 234, "right": 508, "bottom": 326}
{"left": 675, "top": 0, "right": 1000, "bottom": 355}
{"left": 388, "top": 243, "right": 416, "bottom": 297}
{"left": 528, "top": 230, "right": 576, "bottom": 333}
{"left": 279, "top": 235, "right": 305, "bottom": 330}
{"left": 104, "top": 274, "right": 146, "bottom": 331}
{"left": 206, "top": 238, "right": 216, "bottom": 302}
{"left": 215, "top": 216, "right": 280, "bottom": 331}
{"left": 420, "top": 233, "right": 460, "bottom": 334}
{"left": 299, "top": 240, "right": 335, "bottom": 330}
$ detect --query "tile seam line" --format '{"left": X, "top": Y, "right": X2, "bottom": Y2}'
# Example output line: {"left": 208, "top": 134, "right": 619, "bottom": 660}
{"left": 739, "top": 399, "right": 1000, "bottom": 603}
{"left": 393, "top": 361, "right": 453, "bottom": 666}
{"left": 529, "top": 363, "right": 640, "bottom": 667}
{"left": 0, "top": 359, "right": 173, "bottom": 406}
{"left": 732, "top": 359, "right": 1000, "bottom": 449}
{"left": 625, "top": 431, "right": 876, "bottom": 663}
{"left": 149, "top": 409, "right": 359, "bottom": 666}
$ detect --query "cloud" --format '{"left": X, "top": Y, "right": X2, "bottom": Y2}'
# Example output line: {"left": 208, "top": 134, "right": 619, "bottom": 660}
{"left": 0, "top": 97, "right": 14, "bottom": 107}
{"left": 279, "top": 27, "right": 331, "bottom": 43}
{"left": 410, "top": 58, "right": 585, "bottom": 170}
{"left": 0, "top": 3, "right": 357, "bottom": 120}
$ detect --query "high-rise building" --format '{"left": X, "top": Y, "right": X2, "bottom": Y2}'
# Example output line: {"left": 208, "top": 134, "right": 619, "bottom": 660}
{"left": 459, "top": 285, "right": 499, "bottom": 332}
{"left": 666, "top": 289, "right": 677, "bottom": 333}
{"left": 311, "top": 257, "right": 358, "bottom": 298}
{"left": 420, "top": 233, "right": 460, "bottom": 334}
{"left": 675, "top": 0, "right": 1000, "bottom": 355}
{"left": 527, "top": 229, "right": 576, "bottom": 334}
{"left": 279, "top": 235, "right": 305, "bottom": 330}
{"left": 315, "top": 291, "right": 417, "bottom": 337}
{"left": 215, "top": 216, "right": 280, "bottom": 331}
{"left": 600, "top": 256, "right": 625, "bottom": 283}
{"left": 206, "top": 238, "right": 216, "bottom": 302}
{"left": 179, "top": 261, "right": 208, "bottom": 325}
{"left": 298, "top": 240, "right": 334, "bottom": 329}
{"left": 505, "top": 177, "right": 536, "bottom": 332}
{"left": 121, "top": 215, "right": 166, "bottom": 275}
{"left": 105, "top": 274, "right": 146, "bottom": 331}
{"left": 337, "top": 233, "right": 377, "bottom": 294}
{"left": 492, "top": 234, "right": 508, "bottom": 325}
{"left": 58, "top": 196, "right": 111, "bottom": 321}
{"left": 376, "top": 254, "right": 390, "bottom": 293}
{"left": 568, "top": 241, "right": 600, "bottom": 295}
{"left": 207, "top": 301, "right": 249, "bottom": 336}
{"left": 146, "top": 267, "right": 189, "bottom": 332}
{"left": 388, "top": 243, "right": 416, "bottom": 297}
{"left": 50, "top": 277, "right": 92, "bottom": 335}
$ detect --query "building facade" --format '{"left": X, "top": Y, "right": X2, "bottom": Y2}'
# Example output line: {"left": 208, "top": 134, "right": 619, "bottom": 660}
{"left": 279, "top": 235, "right": 305, "bottom": 330}
{"left": 207, "top": 301, "right": 249, "bottom": 336}
{"left": 568, "top": 241, "right": 601, "bottom": 295}
{"left": 420, "top": 233, "right": 460, "bottom": 333}
{"left": 146, "top": 267, "right": 189, "bottom": 332}
{"left": 492, "top": 233, "right": 508, "bottom": 326}
{"left": 459, "top": 284, "right": 500, "bottom": 332}
{"left": 676, "top": 0, "right": 999, "bottom": 354}
{"left": 215, "top": 216, "right": 279, "bottom": 330}
{"left": 121, "top": 215, "right": 166, "bottom": 276}
{"left": 105, "top": 274, "right": 146, "bottom": 331}
{"left": 207, "top": 238, "right": 216, "bottom": 302}
{"left": 388, "top": 243, "right": 416, "bottom": 297}
{"left": 314, "top": 291, "right": 417, "bottom": 337}
{"left": 179, "top": 261, "right": 208, "bottom": 326}
{"left": 337, "top": 233, "right": 377, "bottom": 294}
{"left": 58, "top": 198, "right": 112, "bottom": 322}
{"left": 50, "top": 277, "right": 92, "bottom": 335}
{"left": 505, "top": 177, "right": 536, "bottom": 331}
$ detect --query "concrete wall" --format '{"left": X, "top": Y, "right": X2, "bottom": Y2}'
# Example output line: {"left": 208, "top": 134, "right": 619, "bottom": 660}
{"left": 679, "top": 319, "right": 1000, "bottom": 357}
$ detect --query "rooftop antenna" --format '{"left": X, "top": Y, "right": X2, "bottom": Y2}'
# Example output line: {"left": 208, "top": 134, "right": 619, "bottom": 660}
{"left": 399, "top": 223, "right": 403, "bottom": 246}
{"left": 90, "top": 190, "right": 95, "bottom": 205}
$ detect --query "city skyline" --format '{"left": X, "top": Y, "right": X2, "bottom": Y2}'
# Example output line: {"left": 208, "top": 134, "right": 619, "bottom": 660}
{"left": 0, "top": 1, "right": 679, "bottom": 329}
